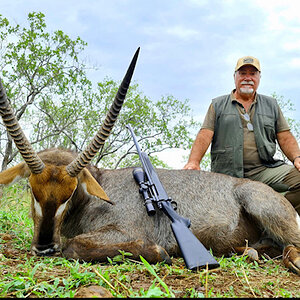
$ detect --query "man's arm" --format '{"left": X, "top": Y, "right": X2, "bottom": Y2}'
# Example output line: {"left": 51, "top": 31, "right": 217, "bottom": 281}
{"left": 277, "top": 130, "right": 300, "bottom": 171}
{"left": 183, "top": 128, "right": 214, "bottom": 170}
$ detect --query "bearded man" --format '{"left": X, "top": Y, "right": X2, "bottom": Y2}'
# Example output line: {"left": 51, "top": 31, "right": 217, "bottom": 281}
{"left": 184, "top": 56, "right": 300, "bottom": 214}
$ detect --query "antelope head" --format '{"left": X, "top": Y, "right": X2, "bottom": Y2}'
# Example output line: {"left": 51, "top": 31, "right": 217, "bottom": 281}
{"left": 0, "top": 48, "right": 140, "bottom": 255}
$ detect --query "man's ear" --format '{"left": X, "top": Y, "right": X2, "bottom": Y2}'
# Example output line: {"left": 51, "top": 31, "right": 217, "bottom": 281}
{"left": 78, "top": 168, "right": 114, "bottom": 205}
{"left": 0, "top": 162, "right": 31, "bottom": 185}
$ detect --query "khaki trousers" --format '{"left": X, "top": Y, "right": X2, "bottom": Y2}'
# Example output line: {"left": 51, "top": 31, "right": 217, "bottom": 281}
{"left": 247, "top": 164, "right": 300, "bottom": 214}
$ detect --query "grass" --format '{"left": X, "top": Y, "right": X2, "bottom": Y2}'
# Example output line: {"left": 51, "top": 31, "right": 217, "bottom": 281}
{"left": 0, "top": 183, "right": 299, "bottom": 298}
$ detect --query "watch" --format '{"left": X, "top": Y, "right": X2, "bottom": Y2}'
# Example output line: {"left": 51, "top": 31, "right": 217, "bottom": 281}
{"left": 293, "top": 156, "right": 300, "bottom": 164}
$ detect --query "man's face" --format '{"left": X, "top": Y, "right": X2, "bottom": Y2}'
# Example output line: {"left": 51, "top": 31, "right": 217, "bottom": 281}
{"left": 234, "top": 65, "right": 260, "bottom": 96}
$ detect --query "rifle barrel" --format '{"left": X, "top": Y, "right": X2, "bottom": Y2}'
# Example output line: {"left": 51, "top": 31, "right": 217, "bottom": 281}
{"left": 127, "top": 124, "right": 220, "bottom": 270}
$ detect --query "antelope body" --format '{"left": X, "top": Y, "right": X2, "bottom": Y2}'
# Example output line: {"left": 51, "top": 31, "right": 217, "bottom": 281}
{"left": 64, "top": 165, "right": 300, "bottom": 272}
{"left": 0, "top": 48, "right": 299, "bottom": 275}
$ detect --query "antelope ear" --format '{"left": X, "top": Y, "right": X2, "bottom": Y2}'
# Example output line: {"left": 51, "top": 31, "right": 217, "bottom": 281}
{"left": 0, "top": 162, "right": 31, "bottom": 185}
{"left": 78, "top": 168, "right": 114, "bottom": 205}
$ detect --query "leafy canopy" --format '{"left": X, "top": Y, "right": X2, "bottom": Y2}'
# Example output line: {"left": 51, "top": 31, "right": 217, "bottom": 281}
{"left": 0, "top": 12, "right": 200, "bottom": 170}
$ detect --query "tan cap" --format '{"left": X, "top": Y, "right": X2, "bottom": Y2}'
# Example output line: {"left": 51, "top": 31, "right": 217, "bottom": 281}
{"left": 235, "top": 56, "right": 261, "bottom": 72}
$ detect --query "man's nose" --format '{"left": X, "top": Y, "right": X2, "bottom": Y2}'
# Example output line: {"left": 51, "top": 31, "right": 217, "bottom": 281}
{"left": 243, "top": 73, "right": 252, "bottom": 80}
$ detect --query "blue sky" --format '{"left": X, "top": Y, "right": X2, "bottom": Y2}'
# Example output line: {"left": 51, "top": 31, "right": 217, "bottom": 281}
{"left": 2, "top": 0, "right": 300, "bottom": 167}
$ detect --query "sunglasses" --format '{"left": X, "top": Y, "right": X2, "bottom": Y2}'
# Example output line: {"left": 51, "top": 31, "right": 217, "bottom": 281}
{"left": 242, "top": 113, "right": 253, "bottom": 131}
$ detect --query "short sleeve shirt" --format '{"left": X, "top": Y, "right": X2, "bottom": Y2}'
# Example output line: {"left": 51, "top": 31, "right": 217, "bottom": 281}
{"left": 202, "top": 91, "right": 290, "bottom": 177}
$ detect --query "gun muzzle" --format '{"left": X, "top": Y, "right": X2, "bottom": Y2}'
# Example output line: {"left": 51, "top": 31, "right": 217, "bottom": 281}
{"left": 133, "top": 167, "right": 156, "bottom": 216}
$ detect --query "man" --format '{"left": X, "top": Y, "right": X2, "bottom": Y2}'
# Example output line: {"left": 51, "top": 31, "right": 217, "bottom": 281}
{"left": 184, "top": 56, "right": 300, "bottom": 214}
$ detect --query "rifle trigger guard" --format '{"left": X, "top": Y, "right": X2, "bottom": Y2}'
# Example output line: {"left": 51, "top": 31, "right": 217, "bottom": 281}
{"left": 171, "top": 200, "right": 177, "bottom": 210}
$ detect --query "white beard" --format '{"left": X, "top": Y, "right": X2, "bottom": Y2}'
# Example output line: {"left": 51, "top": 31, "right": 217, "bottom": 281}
{"left": 240, "top": 87, "right": 254, "bottom": 94}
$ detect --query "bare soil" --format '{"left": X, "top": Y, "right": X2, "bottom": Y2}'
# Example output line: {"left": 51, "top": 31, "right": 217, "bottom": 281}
{"left": 1, "top": 233, "right": 300, "bottom": 298}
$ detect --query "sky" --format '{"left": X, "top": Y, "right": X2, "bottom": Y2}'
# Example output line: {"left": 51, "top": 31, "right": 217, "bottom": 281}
{"left": 1, "top": 0, "right": 300, "bottom": 168}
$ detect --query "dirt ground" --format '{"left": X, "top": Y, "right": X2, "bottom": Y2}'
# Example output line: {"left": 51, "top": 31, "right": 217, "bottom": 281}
{"left": 1, "top": 234, "right": 300, "bottom": 298}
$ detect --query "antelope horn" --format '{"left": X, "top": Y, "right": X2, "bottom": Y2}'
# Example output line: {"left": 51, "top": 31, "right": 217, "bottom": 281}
{"left": 0, "top": 80, "right": 45, "bottom": 174}
{"left": 66, "top": 47, "right": 140, "bottom": 177}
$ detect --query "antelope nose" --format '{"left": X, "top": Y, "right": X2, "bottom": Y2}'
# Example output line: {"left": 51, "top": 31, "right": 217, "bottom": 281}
{"left": 33, "top": 243, "right": 57, "bottom": 256}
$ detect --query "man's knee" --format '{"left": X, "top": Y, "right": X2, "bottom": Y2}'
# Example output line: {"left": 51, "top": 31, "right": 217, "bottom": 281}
{"left": 282, "top": 168, "right": 300, "bottom": 214}
{"left": 284, "top": 190, "right": 300, "bottom": 214}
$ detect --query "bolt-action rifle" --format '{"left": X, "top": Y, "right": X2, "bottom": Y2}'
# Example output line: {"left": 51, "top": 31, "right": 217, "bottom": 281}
{"left": 126, "top": 124, "right": 219, "bottom": 270}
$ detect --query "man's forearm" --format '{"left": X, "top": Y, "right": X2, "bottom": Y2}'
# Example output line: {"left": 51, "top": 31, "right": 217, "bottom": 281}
{"left": 277, "top": 131, "right": 300, "bottom": 162}
{"left": 184, "top": 128, "right": 214, "bottom": 169}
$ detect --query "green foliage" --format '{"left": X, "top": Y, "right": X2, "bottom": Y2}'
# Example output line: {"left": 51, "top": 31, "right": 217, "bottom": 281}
{"left": 140, "top": 255, "right": 175, "bottom": 297}
{"left": 272, "top": 92, "right": 300, "bottom": 141}
{"left": 34, "top": 78, "right": 200, "bottom": 169}
{"left": 0, "top": 12, "right": 200, "bottom": 170}
{"left": 108, "top": 249, "right": 133, "bottom": 264}
{"left": 0, "top": 184, "right": 299, "bottom": 298}
{"left": 1, "top": 11, "right": 88, "bottom": 97}
{"left": 271, "top": 93, "right": 300, "bottom": 162}
{"left": 200, "top": 153, "right": 211, "bottom": 171}
{"left": 0, "top": 182, "right": 33, "bottom": 249}
{"left": 0, "top": 12, "right": 90, "bottom": 169}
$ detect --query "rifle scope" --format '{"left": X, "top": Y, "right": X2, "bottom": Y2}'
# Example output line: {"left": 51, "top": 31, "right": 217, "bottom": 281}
{"left": 133, "top": 167, "right": 156, "bottom": 216}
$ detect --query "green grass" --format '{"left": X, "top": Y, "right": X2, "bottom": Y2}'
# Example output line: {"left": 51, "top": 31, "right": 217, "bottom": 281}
{"left": 0, "top": 183, "right": 299, "bottom": 298}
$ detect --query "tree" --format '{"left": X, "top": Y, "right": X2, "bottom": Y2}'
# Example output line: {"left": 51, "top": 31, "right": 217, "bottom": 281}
{"left": 0, "top": 12, "right": 89, "bottom": 170}
{"left": 0, "top": 12, "right": 200, "bottom": 170}
{"left": 272, "top": 93, "right": 300, "bottom": 163}
{"left": 34, "top": 78, "right": 200, "bottom": 169}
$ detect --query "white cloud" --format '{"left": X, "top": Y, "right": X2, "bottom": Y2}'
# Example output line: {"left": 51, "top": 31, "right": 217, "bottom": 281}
{"left": 165, "top": 25, "right": 200, "bottom": 40}
{"left": 141, "top": 23, "right": 200, "bottom": 41}
{"left": 253, "top": 0, "right": 300, "bottom": 31}
{"left": 186, "top": 0, "right": 207, "bottom": 6}
{"left": 282, "top": 40, "right": 300, "bottom": 51}
{"left": 157, "top": 148, "right": 190, "bottom": 169}
{"left": 287, "top": 58, "right": 300, "bottom": 69}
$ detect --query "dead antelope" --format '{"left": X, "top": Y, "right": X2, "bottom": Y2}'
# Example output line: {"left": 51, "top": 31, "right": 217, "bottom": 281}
{"left": 0, "top": 48, "right": 300, "bottom": 275}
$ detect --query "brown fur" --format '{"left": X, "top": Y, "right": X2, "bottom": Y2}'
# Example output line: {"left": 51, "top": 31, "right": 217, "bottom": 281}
{"left": 29, "top": 165, "right": 78, "bottom": 207}
{"left": 0, "top": 163, "right": 30, "bottom": 185}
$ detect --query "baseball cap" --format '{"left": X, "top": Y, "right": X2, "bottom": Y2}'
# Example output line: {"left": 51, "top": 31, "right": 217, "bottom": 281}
{"left": 235, "top": 56, "right": 261, "bottom": 72}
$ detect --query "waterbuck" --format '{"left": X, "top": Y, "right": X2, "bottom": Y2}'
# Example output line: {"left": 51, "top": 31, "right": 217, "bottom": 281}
{"left": 0, "top": 48, "right": 299, "bottom": 275}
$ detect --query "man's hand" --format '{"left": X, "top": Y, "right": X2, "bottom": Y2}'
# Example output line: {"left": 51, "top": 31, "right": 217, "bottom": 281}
{"left": 183, "top": 162, "right": 200, "bottom": 170}
{"left": 294, "top": 157, "right": 300, "bottom": 172}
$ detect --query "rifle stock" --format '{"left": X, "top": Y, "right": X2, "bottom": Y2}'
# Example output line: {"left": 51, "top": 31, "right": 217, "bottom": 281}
{"left": 126, "top": 124, "right": 220, "bottom": 270}
{"left": 161, "top": 200, "right": 219, "bottom": 270}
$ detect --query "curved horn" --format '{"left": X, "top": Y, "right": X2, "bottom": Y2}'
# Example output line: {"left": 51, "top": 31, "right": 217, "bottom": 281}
{"left": 0, "top": 80, "right": 45, "bottom": 174}
{"left": 66, "top": 47, "right": 140, "bottom": 177}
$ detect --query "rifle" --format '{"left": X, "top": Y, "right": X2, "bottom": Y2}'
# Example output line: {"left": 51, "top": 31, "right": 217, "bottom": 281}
{"left": 126, "top": 124, "right": 219, "bottom": 270}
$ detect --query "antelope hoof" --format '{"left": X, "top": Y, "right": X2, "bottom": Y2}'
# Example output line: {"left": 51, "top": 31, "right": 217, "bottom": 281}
{"left": 31, "top": 244, "right": 59, "bottom": 256}
{"left": 234, "top": 246, "right": 259, "bottom": 261}
{"left": 283, "top": 245, "right": 300, "bottom": 275}
{"left": 244, "top": 247, "right": 259, "bottom": 261}
{"left": 156, "top": 245, "right": 172, "bottom": 265}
